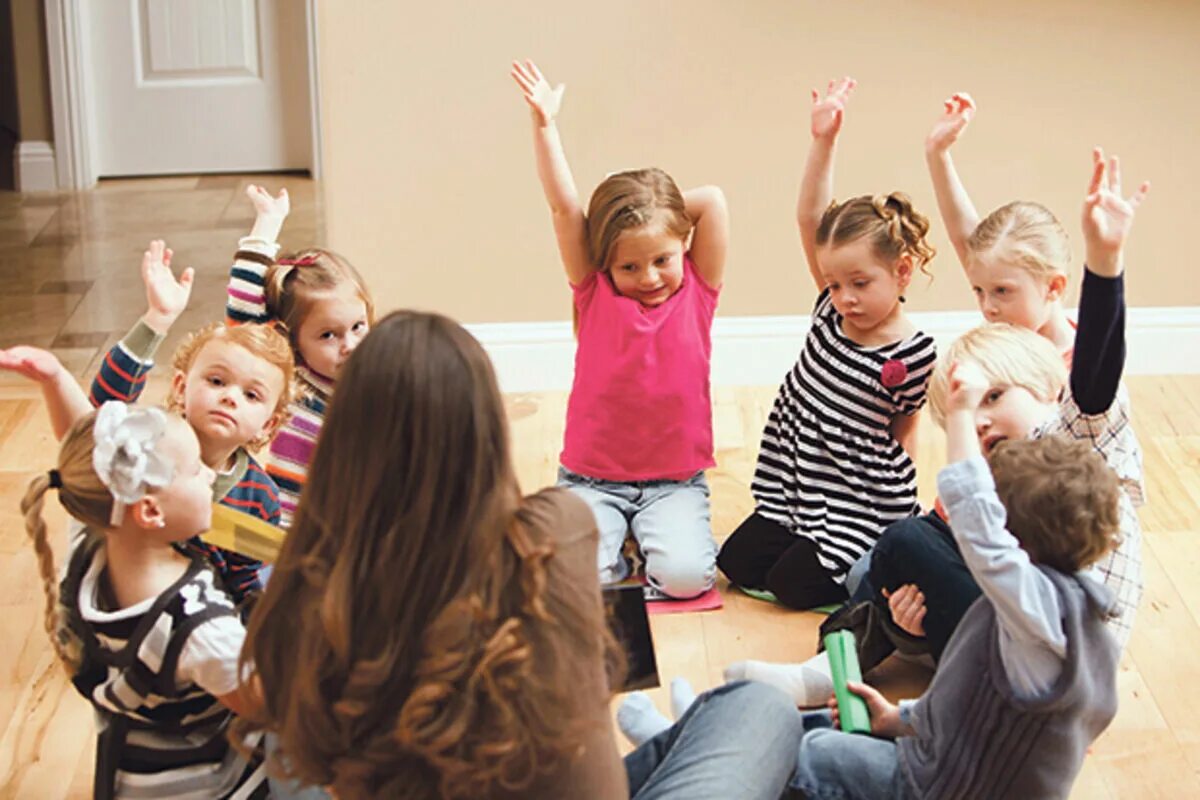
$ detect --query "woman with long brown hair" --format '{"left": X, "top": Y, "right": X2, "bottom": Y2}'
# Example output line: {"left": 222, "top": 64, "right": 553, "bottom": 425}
{"left": 238, "top": 310, "right": 803, "bottom": 799}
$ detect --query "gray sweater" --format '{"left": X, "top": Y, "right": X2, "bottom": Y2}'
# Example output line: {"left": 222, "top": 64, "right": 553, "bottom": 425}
{"left": 897, "top": 568, "right": 1119, "bottom": 799}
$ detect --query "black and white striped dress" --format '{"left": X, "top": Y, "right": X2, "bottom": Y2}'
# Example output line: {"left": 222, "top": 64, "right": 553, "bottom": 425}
{"left": 751, "top": 288, "right": 937, "bottom": 582}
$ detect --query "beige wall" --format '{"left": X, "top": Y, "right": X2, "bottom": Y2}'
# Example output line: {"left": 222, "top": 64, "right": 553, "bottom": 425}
{"left": 317, "top": 0, "right": 1198, "bottom": 323}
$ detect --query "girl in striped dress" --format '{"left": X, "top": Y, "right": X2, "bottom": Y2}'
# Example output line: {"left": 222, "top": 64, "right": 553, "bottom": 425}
{"left": 717, "top": 77, "right": 937, "bottom": 609}
{"left": 21, "top": 402, "right": 266, "bottom": 798}
{"left": 227, "top": 185, "right": 375, "bottom": 528}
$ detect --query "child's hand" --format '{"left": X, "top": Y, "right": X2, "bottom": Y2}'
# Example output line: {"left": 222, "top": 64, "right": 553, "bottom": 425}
{"left": 0, "top": 346, "right": 67, "bottom": 384}
{"left": 245, "top": 184, "right": 289, "bottom": 220}
{"left": 810, "top": 77, "right": 857, "bottom": 142}
{"left": 827, "top": 681, "right": 905, "bottom": 738}
{"left": 925, "top": 92, "right": 975, "bottom": 155}
{"left": 1082, "top": 147, "right": 1149, "bottom": 279}
{"left": 883, "top": 584, "right": 927, "bottom": 638}
{"left": 946, "top": 360, "right": 989, "bottom": 416}
{"left": 140, "top": 240, "right": 194, "bottom": 334}
{"left": 511, "top": 59, "right": 564, "bottom": 127}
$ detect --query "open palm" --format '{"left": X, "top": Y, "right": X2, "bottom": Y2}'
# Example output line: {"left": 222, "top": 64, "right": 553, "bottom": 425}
{"left": 510, "top": 59, "right": 564, "bottom": 126}
{"left": 1082, "top": 147, "right": 1149, "bottom": 259}
{"left": 141, "top": 239, "right": 194, "bottom": 327}
{"left": 0, "top": 346, "right": 64, "bottom": 384}
{"left": 811, "top": 77, "right": 856, "bottom": 141}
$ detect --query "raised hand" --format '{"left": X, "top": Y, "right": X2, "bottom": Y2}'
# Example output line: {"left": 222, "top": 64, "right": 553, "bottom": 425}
{"left": 511, "top": 59, "right": 564, "bottom": 127}
{"left": 810, "top": 77, "right": 857, "bottom": 142}
{"left": 1082, "top": 147, "right": 1149, "bottom": 278}
{"left": 926, "top": 92, "right": 975, "bottom": 155}
{"left": 0, "top": 345, "right": 66, "bottom": 384}
{"left": 946, "top": 359, "right": 990, "bottom": 416}
{"left": 140, "top": 239, "right": 194, "bottom": 334}
{"left": 883, "top": 584, "right": 927, "bottom": 638}
{"left": 245, "top": 184, "right": 289, "bottom": 219}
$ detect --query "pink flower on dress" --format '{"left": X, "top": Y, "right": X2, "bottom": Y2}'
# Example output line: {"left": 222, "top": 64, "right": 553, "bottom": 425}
{"left": 880, "top": 359, "right": 908, "bottom": 388}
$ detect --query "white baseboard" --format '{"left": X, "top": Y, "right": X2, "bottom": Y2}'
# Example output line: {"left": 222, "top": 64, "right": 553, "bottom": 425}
{"left": 14, "top": 141, "right": 57, "bottom": 192}
{"left": 467, "top": 307, "right": 1200, "bottom": 394}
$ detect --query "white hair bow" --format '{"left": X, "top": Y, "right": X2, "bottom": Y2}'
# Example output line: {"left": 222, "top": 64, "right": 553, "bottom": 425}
{"left": 92, "top": 402, "right": 174, "bottom": 525}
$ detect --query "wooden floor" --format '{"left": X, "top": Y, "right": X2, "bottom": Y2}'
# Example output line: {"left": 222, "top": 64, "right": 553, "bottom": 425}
{"left": 3, "top": 179, "right": 1199, "bottom": 797}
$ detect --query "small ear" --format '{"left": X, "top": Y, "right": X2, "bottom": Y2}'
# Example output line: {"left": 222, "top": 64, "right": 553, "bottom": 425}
{"left": 1045, "top": 272, "right": 1068, "bottom": 301}
{"left": 129, "top": 496, "right": 165, "bottom": 530}
{"left": 170, "top": 370, "right": 188, "bottom": 412}
{"left": 895, "top": 254, "right": 915, "bottom": 286}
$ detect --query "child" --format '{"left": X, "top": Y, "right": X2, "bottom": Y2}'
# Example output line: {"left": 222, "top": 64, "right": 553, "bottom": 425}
{"left": 790, "top": 371, "right": 1122, "bottom": 800}
{"left": 89, "top": 240, "right": 294, "bottom": 604}
{"left": 233, "top": 310, "right": 804, "bottom": 800}
{"left": 717, "top": 77, "right": 937, "bottom": 609}
{"left": 226, "top": 185, "right": 374, "bottom": 527}
{"left": 21, "top": 402, "right": 267, "bottom": 798}
{"left": 728, "top": 150, "right": 1148, "bottom": 703}
{"left": 510, "top": 59, "right": 729, "bottom": 599}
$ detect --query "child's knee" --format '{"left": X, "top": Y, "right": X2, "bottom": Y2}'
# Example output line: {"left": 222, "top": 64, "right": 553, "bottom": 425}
{"left": 870, "top": 518, "right": 933, "bottom": 583}
{"left": 645, "top": 548, "right": 716, "bottom": 599}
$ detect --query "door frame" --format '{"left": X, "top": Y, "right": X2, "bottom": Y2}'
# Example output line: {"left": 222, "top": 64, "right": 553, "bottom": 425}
{"left": 44, "top": 0, "right": 323, "bottom": 189}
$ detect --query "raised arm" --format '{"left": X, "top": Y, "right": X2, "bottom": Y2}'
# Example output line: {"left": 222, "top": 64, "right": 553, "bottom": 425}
{"left": 1071, "top": 147, "right": 1149, "bottom": 414}
{"left": 0, "top": 347, "right": 90, "bottom": 440}
{"left": 798, "top": 77, "right": 856, "bottom": 289}
{"left": 227, "top": 185, "right": 289, "bottom": 325}
{"left": 90, "top": 240, "right": 189, "bottom": 406}
{"left": 939, "top": 362, "right": 1067, "bottom": 696}
{"left": 924, "top": 93, "right": 981, "bottom": 268}
{"left": 683, "top": 186, "right": 729, "bottom": 288}
{"left": 510, "top": 59, "right": 591, "bottom": 285}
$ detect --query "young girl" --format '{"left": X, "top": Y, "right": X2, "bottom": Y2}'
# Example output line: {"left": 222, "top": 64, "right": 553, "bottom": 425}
{"left": 227, "top": 185, "right": 375, "bottom": 527}
{"left": 3, "top": 240, "right": 295, "bottom": 605}
{"left": 22, "top": 402, "right": 266, "bottom": 798}
{"left": 717, "top": 77, "right": 937, "bottom": 609}
{"left": 233, "top": 310, "right": 804, "bottom": 800}
{"left": 510, "top": 60, "right": 729, "bottom": 599}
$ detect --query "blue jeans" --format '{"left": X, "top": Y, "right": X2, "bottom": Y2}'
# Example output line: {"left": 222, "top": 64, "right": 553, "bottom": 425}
{"left": 627, "top": 681, "right": 804, "bottom": 799}
{"left": 789, "top": 728, "right": 914, "bottom": 799}
{"left": 558, "top": 467, "right": 717, "bottom": 599}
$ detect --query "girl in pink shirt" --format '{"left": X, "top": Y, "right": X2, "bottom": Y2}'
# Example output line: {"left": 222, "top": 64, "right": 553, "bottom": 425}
{"left": 512, "top": 60, "right": 729, "bottom": 599}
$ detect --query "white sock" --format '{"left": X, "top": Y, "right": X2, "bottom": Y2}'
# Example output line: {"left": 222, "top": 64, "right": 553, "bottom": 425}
{"left": 616, "top": 692, "right": 672, "bottom": 747}
{"left": 723, "top": 652, "right": 834, "bottom": 708}
{"left": 669, "top": 676, "right": 697, "bottom": 720}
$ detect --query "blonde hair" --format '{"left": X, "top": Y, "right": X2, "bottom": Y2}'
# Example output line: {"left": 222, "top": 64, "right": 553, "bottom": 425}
{"left": 816, "top": 192, "right": 936, "bottom": 276}
{"left": 21, "top": 411, "right": 116, "bottom": 674}
{"left": 967, "top": 201, "right": 1070, "bottom": 282}
{"left": 265, "top": 249, "right": 376, "bottom": 354}
{"left": 585, "top": 168, "right": 692, "bottom": 270}
{"left": 168, "top": 322, "right": 295, "bottom": 450}
{"left": 989, "top": 435, "right": 1121, "bottom": 572}
{"left": 927, "top": 323, "right": 1067, "bottom": 428}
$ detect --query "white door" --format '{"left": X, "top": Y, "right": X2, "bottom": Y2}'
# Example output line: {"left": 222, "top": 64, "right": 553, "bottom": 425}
{"left": 86, "top": 0, "right": 313, "bottom": 176}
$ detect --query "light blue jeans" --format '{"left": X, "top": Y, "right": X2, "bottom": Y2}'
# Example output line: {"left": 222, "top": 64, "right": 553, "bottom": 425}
{"left": 558, "top": 467, "right": 718, "bottom": 599}
{"left": 627, "top": 681, "right": 805, "bottom": 799}
{"left": 788, "top": 728, "right": 914, "bottom": 799}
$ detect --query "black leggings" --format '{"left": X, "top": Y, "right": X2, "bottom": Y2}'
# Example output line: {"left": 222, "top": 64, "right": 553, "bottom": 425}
{"left": 717, "top": 512, "right": 848, "bottom": 610}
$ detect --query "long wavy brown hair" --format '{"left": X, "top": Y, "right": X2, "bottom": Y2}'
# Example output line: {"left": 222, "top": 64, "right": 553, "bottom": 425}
{"left": 235, "top": 311, "right": 618, "bottom": 798}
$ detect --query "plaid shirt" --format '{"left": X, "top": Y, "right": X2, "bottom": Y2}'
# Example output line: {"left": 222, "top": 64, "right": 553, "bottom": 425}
{"left": 1034, "top": 384, "right": 1145, "bottom": 649}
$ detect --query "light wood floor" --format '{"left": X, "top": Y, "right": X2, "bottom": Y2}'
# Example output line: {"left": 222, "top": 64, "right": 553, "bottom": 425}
{"left": 2, "top": 378, "right": 1199, "bottom": 797}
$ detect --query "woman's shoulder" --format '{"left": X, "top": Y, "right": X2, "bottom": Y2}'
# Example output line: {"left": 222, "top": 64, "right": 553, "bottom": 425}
{"left": 519, "top": 487, "right": 598, "bottom": 546}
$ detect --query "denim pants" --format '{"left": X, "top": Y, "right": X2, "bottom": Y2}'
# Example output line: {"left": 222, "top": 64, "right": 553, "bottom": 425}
{"left": 558, "top": 467, "right": 718, "bottom": 599}
{"left": 788, "top": 728, "right": 914, "bottom": 799}
{"left": 627, "top": 681, "right": 805, "bottom": 799}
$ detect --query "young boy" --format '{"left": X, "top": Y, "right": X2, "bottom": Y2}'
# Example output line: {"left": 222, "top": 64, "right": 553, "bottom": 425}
{"left": 789, "top": 364, "right": 1122, "bottom": 799}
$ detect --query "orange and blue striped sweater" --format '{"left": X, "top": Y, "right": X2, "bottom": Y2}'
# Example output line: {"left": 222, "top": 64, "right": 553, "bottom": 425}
{"left": 90, "top": 321, "right": 280, "bottom": 604}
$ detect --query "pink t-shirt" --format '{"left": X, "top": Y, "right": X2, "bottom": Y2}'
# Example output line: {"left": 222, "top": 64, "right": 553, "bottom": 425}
{"left": 561, "top": 254, "right": 720, "bottom": 482}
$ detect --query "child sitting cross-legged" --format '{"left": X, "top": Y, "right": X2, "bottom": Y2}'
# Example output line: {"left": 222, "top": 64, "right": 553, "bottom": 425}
{"left": 788, "top": 361, "right": 1122, "bottom": 800}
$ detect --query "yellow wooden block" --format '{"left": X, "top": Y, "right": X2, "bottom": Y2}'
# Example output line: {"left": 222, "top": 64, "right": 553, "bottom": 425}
{"left": 200, "top": 504, "right": 285, "bottom": 563}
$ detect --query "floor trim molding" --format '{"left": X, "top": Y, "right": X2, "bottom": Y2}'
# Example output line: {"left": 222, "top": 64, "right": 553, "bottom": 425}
{"left": 467, "top": 307, "right": 1200, "bottom": 393}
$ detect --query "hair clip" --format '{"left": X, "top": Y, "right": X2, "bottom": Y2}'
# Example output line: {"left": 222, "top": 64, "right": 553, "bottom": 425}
{"left": 277, "top": 255, "right": 318, "bottom": 267}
